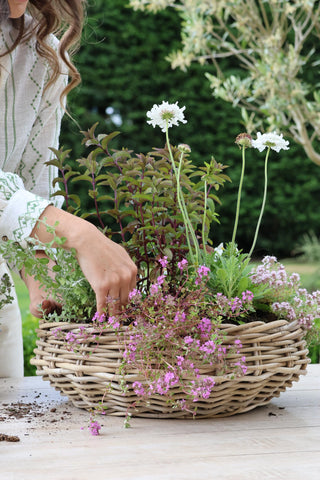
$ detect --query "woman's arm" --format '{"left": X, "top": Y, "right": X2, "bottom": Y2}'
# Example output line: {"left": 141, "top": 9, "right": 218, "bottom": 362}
{"left": 30, "top": 206, "right": 137, "bottom": 314}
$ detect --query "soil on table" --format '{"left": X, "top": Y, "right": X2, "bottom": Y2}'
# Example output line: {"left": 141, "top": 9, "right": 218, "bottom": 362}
{"left": 0, "top": 391, "right": 74, "bottom": 442}
{"left": 0, "top": 433, "right": 20, "bottom": 442}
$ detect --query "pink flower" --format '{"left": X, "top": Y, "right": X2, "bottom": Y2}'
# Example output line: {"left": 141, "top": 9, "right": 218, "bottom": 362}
{"left": 177, "top": 258, "right": 188, "bottom": 271}
{"left": 133, "top": 381, "right": 145, "bottom": 396}
{"left": 92, "top": 312, "right": 106, "bottom": 323}
{"left": 174, "top": 311, "right": 186, "bottom": 322}
{"left": 198, "top": 317, "right": 211, "bottom": 334}
{"left": 195, "top": 265, "right": 210, "bottom": 285}
{"left": 150, "top": 284, "right": 159, "bottom": 295}
{"left": 156, "top": 275, "right": 165, "bottom": 285}
{"left": 200, "top": 340, "right": 216, "bottom": 355}
{"left": 108, "top": 316, "right": 120, "bottom": 330}
{"left": 184, "top": 335, "right": 193, "bottom": 345}
{"left": 158, "top": 256, "right": 168, "bottom": 268}
{"left": 176, "top": 355, "right": 184, "bottom": 366}
{"left": 88, "top": 420, "right": 101, "bottom": 436}
{"left": 197, "top": 265, "right": 210, "bottom": 277}
{"left": 65, "top": 331, "right": 77, "bottom": 343}
{"left": 52, "top": 327, "right": 62, "bottom": 338}
{"left": 128, "top": 288, "right": 142, "bottom": 301}
{"left": 241, "top": 290, "right": 254, "bottom": 302}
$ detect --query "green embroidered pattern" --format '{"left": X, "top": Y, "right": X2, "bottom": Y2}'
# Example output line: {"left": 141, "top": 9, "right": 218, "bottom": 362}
{"left": 0, "top": 172, "right": 23, "bottom": 206}
{"left": 13, "top": 197, "right": 49, "bottom": 242}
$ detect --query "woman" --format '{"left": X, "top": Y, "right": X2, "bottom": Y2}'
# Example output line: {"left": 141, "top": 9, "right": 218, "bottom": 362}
{"left": 0, "top": 0, "right": 137, "bottom": 377}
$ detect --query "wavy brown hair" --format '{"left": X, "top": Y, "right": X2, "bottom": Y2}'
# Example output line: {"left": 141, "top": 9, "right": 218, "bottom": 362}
{"left": 2, "top": 0, "right": 86, "bottom": 101}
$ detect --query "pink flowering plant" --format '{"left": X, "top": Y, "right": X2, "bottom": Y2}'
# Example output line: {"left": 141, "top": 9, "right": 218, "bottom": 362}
{"left": 106, "top": 259, "right": 247, "bottom": 413}
{"left": 1, "top": 101, "right": 320, "bottom": 427}
{"left": 51, "top": 255, "right": 248, "bottom": 417}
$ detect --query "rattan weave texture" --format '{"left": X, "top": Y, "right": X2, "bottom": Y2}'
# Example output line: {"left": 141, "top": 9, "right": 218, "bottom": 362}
{"left": 31, "top": 319, "right": 309, "bottom": 418}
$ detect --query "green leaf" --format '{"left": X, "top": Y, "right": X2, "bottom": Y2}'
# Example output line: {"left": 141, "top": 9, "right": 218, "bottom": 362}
{"left": 236, "top": 277, "right": 249, "bottom": 294}
{"left": 72, "top": 174, "right": 93, "bottom": 183}
{"left": 100, "top": 131, "right": 121, "bottom": 150}
{"left": 52, "top": 265, "right": 62, "bottom": 272}
{"left": 38, "top": 258, "right": 50, "bottom": 265}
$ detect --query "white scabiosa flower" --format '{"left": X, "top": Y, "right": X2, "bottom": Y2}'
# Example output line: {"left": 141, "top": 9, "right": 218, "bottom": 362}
{"left": 146, "top": 101, "right": 187, "bottom": 132}
{"left": 214, "top": 242, "right": 224, "bottom": 257}
{"left": 252, "top": 131, "right": 289, "bottom": 152}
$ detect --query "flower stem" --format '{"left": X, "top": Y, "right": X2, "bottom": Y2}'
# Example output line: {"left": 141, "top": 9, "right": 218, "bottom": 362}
{"left": 249, "top": 146, "right": 270, "bottom": 258}
{"left": 165, "top": 126, "right": 199, "bottom": 265}
{"left": 177, "top": 150, "right": 200, "bottom": 264}
{"left": 231, "top": 145, "right": 246, "bottom": 249}
{"left": 91, "top": 172, "right": 105, "bottom": 229}
{"left": 201, "top": 179, "right": 208, "bottom": 262}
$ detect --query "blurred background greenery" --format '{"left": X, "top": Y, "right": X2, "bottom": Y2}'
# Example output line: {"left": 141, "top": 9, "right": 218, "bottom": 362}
{"left": 60, "top": 0, "right": 320, "bottom": 259}
{"left": 18, "top": 0, "right": 320, "bottom": 373}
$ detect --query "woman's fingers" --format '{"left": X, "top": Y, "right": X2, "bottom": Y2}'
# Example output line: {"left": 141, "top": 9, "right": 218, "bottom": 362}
{"left": 73, "top": 227, "right": 137, "bottom": 316}
{"left": 21, "top": 250, "right": 63, "bottom": 319}
{"left": 40, "top": 299, "right": 62, "bottom": 317}
{"left": 28, "top": 296, "right": 62, "bottom": 319}
{"left": 95, "top": 262, "right": 137, "bottom": 316}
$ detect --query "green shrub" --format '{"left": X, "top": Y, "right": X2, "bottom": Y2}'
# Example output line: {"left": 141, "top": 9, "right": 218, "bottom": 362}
{"left": 294, "top": 231, "right": 320, "bottom": 264}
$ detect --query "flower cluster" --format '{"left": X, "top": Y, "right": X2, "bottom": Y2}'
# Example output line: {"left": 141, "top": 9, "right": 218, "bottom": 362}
{"left": 88, "top": 420, "right": 102, "bottom": 436}
{"left": 215, "top": 290, "right": 254, "bottom": 318}
{"left": 272, "top": 291, "right": 320, "bottom": 329}
{"left": 52, "top": 324, "right": 95, "bottom": 353}
{"left": 251, "top": 132, "right": 290, "bottom": 153}
{"left": 250, "top": 256, "right": 320, "bottom": 328}
{"left": 147, "top": 100, "right": 187, "bottom": 132}
{"left": 114, "top": 260, "right": 247, "bottom": 413}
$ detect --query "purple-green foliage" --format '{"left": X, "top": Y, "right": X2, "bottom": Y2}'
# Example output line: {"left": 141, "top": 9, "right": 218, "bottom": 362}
{"left": 48, "top": 124, "right": 229, "bottom": 293}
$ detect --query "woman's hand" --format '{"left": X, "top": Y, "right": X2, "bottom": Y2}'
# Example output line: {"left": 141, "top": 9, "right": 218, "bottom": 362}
{"left": 21, "top": 251, "right": 62, "bottom": 318}
{"left": 73, "top": 224, "right": 137, "bottom": 314}
{"left": 30, "top": 206, "right": 137, "bottom": 315}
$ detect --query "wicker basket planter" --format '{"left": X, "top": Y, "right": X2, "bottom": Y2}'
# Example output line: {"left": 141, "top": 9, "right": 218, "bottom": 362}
{"left": 31, "top": 317, "right": 310, "bottom": 418}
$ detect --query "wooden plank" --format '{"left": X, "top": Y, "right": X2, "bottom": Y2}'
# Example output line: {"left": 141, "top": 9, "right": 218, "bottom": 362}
{"left": 0, "top": 365, "right": 319, "bottom": 480}
{"left": 2, "top": 432, "right": 320, "bottom": 480}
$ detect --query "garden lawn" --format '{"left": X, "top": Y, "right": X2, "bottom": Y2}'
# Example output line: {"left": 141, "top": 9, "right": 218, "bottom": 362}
{"left": 13, "top": 273, "right": 39, "bottom": 376}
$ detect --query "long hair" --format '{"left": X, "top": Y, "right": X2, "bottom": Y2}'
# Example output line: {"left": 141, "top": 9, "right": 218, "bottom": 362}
{"left": 0, "top": 0, "right": 10, "bottom": 23}
{"left": 1, "top": 0, "right": 86, "bottom": 100}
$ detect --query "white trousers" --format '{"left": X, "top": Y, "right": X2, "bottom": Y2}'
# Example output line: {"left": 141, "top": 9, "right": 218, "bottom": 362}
{"left": 0, "top": 261, "right": 24, "bottom": 377}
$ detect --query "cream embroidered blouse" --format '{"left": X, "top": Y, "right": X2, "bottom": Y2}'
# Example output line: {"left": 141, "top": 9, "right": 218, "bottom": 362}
{"left": 0, "top": 17, "right": 65, "bottom": 248}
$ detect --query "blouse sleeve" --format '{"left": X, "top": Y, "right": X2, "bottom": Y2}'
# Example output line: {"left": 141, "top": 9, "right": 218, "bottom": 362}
{"left": 0, "top": 69, "right": 66, "bottom": 248}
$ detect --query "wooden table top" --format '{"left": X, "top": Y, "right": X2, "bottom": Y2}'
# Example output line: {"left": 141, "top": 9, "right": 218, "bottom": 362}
{"left": 1, "top": 364, "right": 319, "bottom": 480}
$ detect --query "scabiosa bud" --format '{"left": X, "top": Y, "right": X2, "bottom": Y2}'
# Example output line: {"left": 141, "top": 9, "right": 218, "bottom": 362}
{"left": 235, "top": 133, "right": 253, "bottom": 149}
{"left": 178, "top": 143, "right": 191, "bottom": 154}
